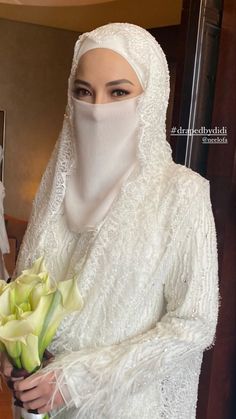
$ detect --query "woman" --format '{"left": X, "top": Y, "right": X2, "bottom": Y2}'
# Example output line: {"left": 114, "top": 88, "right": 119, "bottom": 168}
{"left": 3, "top": 22, "right": 219, "bottom": 418}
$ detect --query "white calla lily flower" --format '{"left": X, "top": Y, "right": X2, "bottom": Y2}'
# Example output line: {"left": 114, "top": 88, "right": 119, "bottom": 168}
{"left": 0, "top": 257, "right": 83, "bottom": 373}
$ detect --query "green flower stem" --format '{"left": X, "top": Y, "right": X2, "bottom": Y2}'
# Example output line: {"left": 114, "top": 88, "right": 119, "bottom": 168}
{"left": 13, "top": 356, "right": 22, "bottom": 368}
{"left": 38, "top": 290, "right": 61, "bottom": 359}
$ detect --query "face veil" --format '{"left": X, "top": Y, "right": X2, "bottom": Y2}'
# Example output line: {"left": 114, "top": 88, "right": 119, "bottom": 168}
{"left": 64, "top": 93, "right": 142, "bottom": 233}
{"left": 15, "top": 22, "right": 173, "bottom": 276}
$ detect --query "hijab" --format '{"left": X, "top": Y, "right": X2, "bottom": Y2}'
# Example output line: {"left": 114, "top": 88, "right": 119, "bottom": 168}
{"left": 64, "top": 34, "right": 146, "bottom": 232}
{"left": 15, "top": 22, "right": 173, "bottom": 277}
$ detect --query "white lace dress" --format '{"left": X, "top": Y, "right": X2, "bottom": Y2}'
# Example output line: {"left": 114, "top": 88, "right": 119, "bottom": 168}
{"left": 37, "top": 164, "right": 219, "bottom": 419}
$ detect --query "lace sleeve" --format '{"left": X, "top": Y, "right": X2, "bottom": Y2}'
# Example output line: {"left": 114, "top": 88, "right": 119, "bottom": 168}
{"left": 43, "top": 181, "right": 219, "bottom": 417}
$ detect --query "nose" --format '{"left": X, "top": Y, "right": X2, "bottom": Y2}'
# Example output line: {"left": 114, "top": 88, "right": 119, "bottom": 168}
{"left": 93, "top": 92, "right": 108, "bottom": 104}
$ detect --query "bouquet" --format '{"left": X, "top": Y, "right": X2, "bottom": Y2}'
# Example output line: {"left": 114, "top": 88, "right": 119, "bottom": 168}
{"left": 0, "top": 257, "right": 84, "bottom": 419}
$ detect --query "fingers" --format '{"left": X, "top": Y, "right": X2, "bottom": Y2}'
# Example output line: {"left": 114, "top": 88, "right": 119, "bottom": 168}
{"left": 7, "top": 379, "right": 17, "bottom": 390}
{"left": 5, "top": 369, "right": 24, "bottom": 392}
{"left": 23, "top": 397, "right": 46, "bottom": 411}
{"left": 13, "top": 370, "right": 65, "bottom": 413}
{"left": 15, "top": 387, "right": 40, "bottom": 403}
{"left": 18, "top": 392, "right": 58, "bottom": 413}
{"left": 7, "top": 375, "right": 24, "bottom": 392}
{"left": 14, "top": 374, "right": 43, "bottom": 392}
{"left": 3, "top": 364, "right": 13, "bottom": 378}
{"left": 14, "top": 374, "right": 53, "bottom": 408}
{"left": 14, "top": 381, "right": 52, "bottom": 412}
{"left": 0, "top": 353, "right": 13, "bottom": 378}
{"left": 11, "top": 367, "right": 31, "bottom": 379}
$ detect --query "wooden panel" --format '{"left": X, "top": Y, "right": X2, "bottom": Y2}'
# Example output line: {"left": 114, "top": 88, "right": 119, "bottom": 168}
{"left": 197, "top": 0, "right": 236, "bottom": 417}
{"left": 0, "top": 381, "right": 13, "bottom": 419}
{"left": 207, "top": 337, "right": 236, "bottom": 419}
{"left": 4, "top": 238, "right": 17, "bottom": 277}
{"left": 5, "top": 215, "right": 27, "bottom": 257}
{"left": 0, "top": 0, "right": 183, "bottom": 32}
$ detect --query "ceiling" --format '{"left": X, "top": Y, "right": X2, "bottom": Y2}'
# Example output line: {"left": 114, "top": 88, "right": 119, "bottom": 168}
{"left": 0, "top": 0, "right": 183, "bottom": 32}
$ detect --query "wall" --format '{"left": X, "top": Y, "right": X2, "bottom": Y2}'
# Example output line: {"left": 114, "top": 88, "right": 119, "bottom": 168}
{"left": 0, "top": 18, "right": 78, "bottom": 220}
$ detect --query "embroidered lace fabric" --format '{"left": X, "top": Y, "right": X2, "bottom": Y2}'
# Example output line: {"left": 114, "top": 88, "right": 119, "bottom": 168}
{"left": 15, "top": 23, "right": 219, "bottom": 419}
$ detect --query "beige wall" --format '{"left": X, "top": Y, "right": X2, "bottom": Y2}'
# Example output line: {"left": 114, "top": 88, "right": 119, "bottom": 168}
{"left": 0, "top": 18, "right": 78, "bottom": 220}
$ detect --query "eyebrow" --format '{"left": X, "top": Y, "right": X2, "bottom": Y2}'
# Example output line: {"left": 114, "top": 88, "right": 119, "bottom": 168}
{"left": 74, "top": 78, "right": 134, "bottom": 87}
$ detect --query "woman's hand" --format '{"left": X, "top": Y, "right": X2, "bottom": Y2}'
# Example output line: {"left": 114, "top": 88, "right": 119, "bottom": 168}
{"left": 0, "top": 352, "right": 13, "bottom": 379}
{"left": 0, "top": 352, "right": 24, "bottom": 395}
{"left": 14, "top": 370, "right": 65, "bottom": 414}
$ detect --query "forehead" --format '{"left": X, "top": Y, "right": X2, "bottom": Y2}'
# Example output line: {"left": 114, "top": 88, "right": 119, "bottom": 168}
{"left": 74, "top": 47, "right": 145, "bottom": 89}
{"left": 76, "top": 48, "right": 136, "bottom": 74}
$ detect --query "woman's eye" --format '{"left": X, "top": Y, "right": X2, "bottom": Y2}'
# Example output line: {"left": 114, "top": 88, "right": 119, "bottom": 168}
{"left": 112, "top": 89, "right": 130, "bottom": 97}
{"left": 73, "top": 87, "right": 91, "bottom": 97}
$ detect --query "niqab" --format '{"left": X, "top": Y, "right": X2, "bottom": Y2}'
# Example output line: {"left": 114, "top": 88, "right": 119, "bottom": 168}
{"left": 64, "top": 94, "right": 142, "bottom": 232}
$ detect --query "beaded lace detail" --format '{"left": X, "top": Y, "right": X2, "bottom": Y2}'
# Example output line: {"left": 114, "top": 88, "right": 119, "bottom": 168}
{"left": 15, "top": 23, "right": 219, "bottom": 419}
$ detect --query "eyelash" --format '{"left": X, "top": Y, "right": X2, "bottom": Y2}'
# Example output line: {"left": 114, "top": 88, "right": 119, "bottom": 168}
{"left": 112, "top": 89, "right": 130, "bottom": 97}
{"left": 73, "top": 88, "right": 130, "bottom": 97}
{"left": 73, "top": 88, "right": 90, "bottom": 97}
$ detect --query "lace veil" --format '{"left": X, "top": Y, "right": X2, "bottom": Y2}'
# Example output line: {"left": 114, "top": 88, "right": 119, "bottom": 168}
{"left": 15, "top": 22, "right": 173, "bottom": 275}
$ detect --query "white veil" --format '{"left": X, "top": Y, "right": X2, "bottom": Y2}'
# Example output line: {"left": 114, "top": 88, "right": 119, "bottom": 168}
{"left": 15, "top": 22, "right": 173, "bottom": 276}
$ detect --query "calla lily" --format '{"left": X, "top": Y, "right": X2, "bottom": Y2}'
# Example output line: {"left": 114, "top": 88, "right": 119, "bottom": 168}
{"left": 12, "top": 275, "right": 43, "bottom": 307}
{"left": 24, "top": 293, "right": 55, "bottom": 339}
{"left": 0, "top": 318, "right": 33, "bottom": 366}
{"left": 19, "top": 256, "right": 46, "bottom": 277}
{"left": 0, "top": 286, "right": 11, "bottom": 317}
{"left": 20, "top": 334, "right": 41, "bottom": 372}
{"left": 0, "top": 279, "right": 8, "bottom": 293}
{"left": 38, "top": 277, "right": 83, "bottom": 358}
{"left": 58, "top": 275, "right": 83, "bottom": 311}
{"left": 0, "top": 257, "right": 83, "bottom": 375}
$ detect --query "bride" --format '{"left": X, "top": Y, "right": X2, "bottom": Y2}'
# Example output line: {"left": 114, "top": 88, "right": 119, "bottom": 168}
{"left": 1, "top": 22, "right": 219, "bottom": 419}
